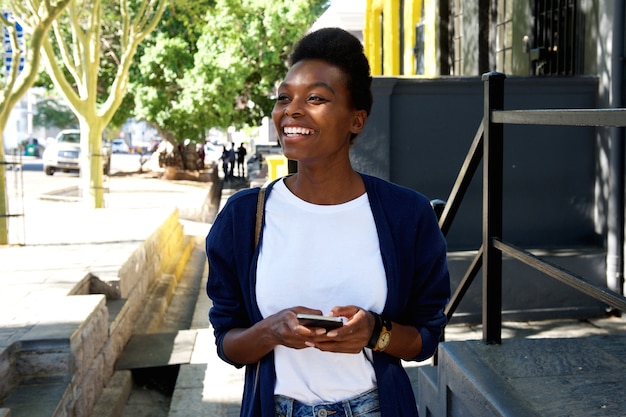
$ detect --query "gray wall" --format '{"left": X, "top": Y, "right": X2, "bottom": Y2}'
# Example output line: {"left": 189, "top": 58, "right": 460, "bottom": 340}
{"left": 351, "top": 76, "right": 606, "bottom": 320}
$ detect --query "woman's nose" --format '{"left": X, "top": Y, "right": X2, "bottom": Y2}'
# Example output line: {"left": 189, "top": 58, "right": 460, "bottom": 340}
{"left": 284, "top": 100, "right": 303, "bottom": 117}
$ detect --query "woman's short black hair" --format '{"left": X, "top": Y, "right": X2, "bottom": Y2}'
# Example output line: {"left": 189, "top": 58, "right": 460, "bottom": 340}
{"left": 289, "top": 27, "right": 373, "bottom": 116}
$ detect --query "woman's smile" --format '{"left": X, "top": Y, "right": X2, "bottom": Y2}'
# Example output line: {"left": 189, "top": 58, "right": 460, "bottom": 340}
{"left": 283, "top": 126, "right": 315, "bottom": 137}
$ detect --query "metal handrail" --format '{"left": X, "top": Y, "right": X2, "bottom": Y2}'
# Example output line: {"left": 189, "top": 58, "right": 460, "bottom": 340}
{"left": 493, "top": 108, "right": 626, "bottom": 127}
{"left": 442, "top": 72, "right": 626, "bottom": 344}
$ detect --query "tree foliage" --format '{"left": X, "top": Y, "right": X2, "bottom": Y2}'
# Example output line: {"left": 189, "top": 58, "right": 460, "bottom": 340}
{"left": 132, "top": 33, "right": 195, "bottom": 142}
{"left": 32, "top": 96, "right": 78, "bottom": 130}
{"left": 182, "top": 0, "right": 327, "bottom": 129}
{"left": 132, "top": 0, "right": 327, "bottom": 145}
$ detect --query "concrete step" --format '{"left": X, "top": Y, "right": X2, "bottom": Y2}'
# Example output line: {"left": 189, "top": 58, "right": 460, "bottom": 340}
{"left": 0, "top": 376, "right": 72, "bottom": 417}
{"left": 0, "top": 295, "right": 109, "bottom": 417}
{"left": 16, "top": 295, "right": 108, "bottom": 379}
{"left": 92, "top": 239, "right": 208, "bottom": 417}
{"left": 115, "top": 330, "right": 198, "bottom": 370}
{"left": 417, "top": 335, "right": 626, "bottom": 417}
{"left": 132, "top": 274, "right": 181, "bottom": 334}
{"left": 0, "top": 345, "right": 18, "bottom": 402}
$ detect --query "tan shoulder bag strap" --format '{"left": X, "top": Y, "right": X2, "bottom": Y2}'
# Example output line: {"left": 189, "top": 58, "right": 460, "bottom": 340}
{"left": 254, "top": 185, "right": 267, "bottom": 250}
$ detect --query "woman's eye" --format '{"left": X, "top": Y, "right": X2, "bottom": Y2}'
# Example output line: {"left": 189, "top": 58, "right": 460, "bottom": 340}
{"left": 308, "top": 96, "right": 327, "bottom": 103}
{"left": 276, "top": 94, "right": 290, "bottom": 102}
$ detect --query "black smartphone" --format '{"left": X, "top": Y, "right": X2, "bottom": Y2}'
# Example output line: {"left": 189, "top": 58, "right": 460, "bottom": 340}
{"left": 296, "top": 314, "right": 344, "bottom": 330}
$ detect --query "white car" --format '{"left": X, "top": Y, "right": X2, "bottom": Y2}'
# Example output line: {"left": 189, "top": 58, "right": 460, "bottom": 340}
{"left": 43, "top": 129, "right": 111, "bottom": 175}
{"left": 111, "top": 138, "right": 130, "bottom": 153}
{"left": 204, "top": 143, "right": 223, "bottom": 164}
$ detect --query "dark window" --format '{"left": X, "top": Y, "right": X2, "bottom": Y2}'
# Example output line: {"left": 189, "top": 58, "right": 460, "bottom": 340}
{"left": 414, "top": 22, "right": 425, "bottom": 74}
{"left": 532, "top": 0, "right": 578, "bottom": 75}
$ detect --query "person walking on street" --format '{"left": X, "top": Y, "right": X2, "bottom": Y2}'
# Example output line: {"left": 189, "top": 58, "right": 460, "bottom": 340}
{"left": 206, "top": 27, "right": 450, "bottom": 417}
{"left": 227, "top": 144, "right": 236, "bottom": 178}
{"left": 236, "top": 143, "right": 247, "bottom": 177}
{"left": 220, "top": 145, "right": 230, "bottom": 179}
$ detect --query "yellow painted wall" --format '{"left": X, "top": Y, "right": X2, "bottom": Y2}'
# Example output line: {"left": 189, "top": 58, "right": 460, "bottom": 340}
{"left": 364, "top": 0, "right": 436, "bottom": 76}
{"left": 423, "top": 0, "right": 436, "bottom": 76}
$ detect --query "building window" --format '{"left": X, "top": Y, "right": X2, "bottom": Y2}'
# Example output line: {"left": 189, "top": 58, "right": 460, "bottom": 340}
{"left": 414, "top": 21, "right": 425, "bottom": 74}
{"left": 531, "top": 0, "right": 578, "bottom": 75}
{"left": 452, "top": 0, "right": 463, "bottom": 75}
{"left": 495, "top": 0, "right": 513, "bottom": 75}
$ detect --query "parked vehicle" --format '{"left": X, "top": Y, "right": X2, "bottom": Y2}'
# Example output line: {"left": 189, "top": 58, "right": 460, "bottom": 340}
{"left": 204, "top": 143, "right": 223, "bottom": 165}
{"left": 111, "top": 138, "right": 130, "bottom": 153}
{"left": 43, "top": 129, "right": 111, "bottom": 175}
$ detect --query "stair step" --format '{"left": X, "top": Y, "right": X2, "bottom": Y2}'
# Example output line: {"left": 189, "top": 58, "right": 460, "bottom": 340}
{"left": 115, "top": 330, "right": 198, "bottom": 370}
{"left": 0, "top": 345, "right": 17, "bottom": 401}
{"left": 1, "top": 376, "right": 71, "bottom": 417}
{"left": 418, "top": 336, "right": 626, "bottom": 417}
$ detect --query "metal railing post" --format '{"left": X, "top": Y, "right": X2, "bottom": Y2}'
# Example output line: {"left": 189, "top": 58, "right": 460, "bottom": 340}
{"left": 482, "top": 72, "right": 505, "bottom": 344}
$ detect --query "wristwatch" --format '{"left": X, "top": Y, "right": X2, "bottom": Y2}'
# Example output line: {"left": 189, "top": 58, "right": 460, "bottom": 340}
{"left": 367, "top": 312, "right": 392, "bottom": 352}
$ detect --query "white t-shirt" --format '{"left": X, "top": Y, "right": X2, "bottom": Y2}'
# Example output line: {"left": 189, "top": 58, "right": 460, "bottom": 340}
{"left": 256, "top": 179, "right": 387, "bottom": 404}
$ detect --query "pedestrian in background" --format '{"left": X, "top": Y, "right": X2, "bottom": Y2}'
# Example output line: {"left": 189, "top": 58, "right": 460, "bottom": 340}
{"left": 220, "top": 145, "right": 230, "bottom": 179}
{"left": 236, "top": 143, "right": 247, "bottom": 177}
{"left": 227, "top": 144, "right": 236, "bottom": 178}
{"left": 206, "top": 27, "right": 450, "bottom": 417}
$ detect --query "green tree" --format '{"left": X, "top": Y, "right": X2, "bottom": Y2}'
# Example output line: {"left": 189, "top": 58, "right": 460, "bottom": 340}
{"left": 180, "top": 0, "right": 327, "bottom": 129}
{"left": 32, "top": 96, "right": 78, "bottom": 130}
{"left": 40, "top": 0, "right": 166, "bottom": 208}
{"left": 0, "top": 0, "right": 71, "bottom": 245}
{"left": 132, "top": 33, "right": 195, "bottom": 142}
{"left": 131, "top": 0, "right": 326, "bottom": 169}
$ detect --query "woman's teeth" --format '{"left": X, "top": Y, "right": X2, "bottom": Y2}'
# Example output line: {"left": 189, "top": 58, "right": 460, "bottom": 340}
{"left": 284, "top": 127, "right": 314, "bottom": 136}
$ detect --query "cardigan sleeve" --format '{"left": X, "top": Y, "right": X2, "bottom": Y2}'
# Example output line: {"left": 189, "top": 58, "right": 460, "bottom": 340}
{"left": 407, "top": 197, "right": 450, "bottom": 362}
{"left": 363, "top": 174, "right": 450, "bottom": 362}
{"left": 206, "top": 188, "right": 259, "bottom": 368}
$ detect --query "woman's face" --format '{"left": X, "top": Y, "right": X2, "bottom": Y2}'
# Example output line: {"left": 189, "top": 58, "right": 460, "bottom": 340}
{"left": 271, "top": 59, "right": 366, "bottom": 165}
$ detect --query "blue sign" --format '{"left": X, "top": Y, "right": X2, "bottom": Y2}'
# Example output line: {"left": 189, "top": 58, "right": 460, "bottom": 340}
{"left": 2, "top": 11, "right": 24, "bottom": 74}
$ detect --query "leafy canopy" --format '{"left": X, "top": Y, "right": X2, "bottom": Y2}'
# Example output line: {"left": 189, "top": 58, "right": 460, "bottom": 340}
{"left": 132, "top": 0, "right": 327, "bottom": 143}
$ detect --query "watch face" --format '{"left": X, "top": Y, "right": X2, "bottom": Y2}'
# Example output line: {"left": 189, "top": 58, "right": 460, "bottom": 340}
{"left": 378, "top": 331, "right": 391, "bottom": 350}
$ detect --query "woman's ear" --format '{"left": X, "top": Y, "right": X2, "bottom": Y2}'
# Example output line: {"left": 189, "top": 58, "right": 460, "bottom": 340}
{"left": 350, "top": 110, "right": 368, "bottom": 135}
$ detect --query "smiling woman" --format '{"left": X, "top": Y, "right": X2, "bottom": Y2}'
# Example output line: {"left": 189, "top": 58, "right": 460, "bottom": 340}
{"left": 206, "top": 28, "right": 450, "bottom": 417}
{"left": 272, "top": 59, "right": 366, "bottom": 175}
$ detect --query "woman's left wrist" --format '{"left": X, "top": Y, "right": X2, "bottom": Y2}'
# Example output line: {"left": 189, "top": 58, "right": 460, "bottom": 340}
{"left": 366, "top": 312, "right": 393, "bottom": 352}
{"left": 366, "top": 312, "right": 382, "bottom": 349}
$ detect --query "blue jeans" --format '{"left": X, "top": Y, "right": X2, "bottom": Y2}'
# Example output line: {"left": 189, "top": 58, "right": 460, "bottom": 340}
{"left": 274, "top": 388, "right": 381, "bottom": 417}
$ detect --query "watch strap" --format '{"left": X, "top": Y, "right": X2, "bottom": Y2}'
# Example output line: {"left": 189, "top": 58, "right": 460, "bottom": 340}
{"left": 366, "top": 312, "right": 382, "bottom": 349}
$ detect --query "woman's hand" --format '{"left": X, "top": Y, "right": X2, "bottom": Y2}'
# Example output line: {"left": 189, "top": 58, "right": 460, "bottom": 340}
{"left": 267, "top": 307, "right": 334, "bottom": 350}
{"left": 298, "top": 306, "right": 375, "bottom": 354}
{"left": 222, "top": 306, "right": 330, "bottom": 364}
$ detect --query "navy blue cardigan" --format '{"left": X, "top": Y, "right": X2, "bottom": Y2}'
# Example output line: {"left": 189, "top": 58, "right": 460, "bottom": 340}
{"left": 206, "top": 173, "right": 450, "bottom": 417}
